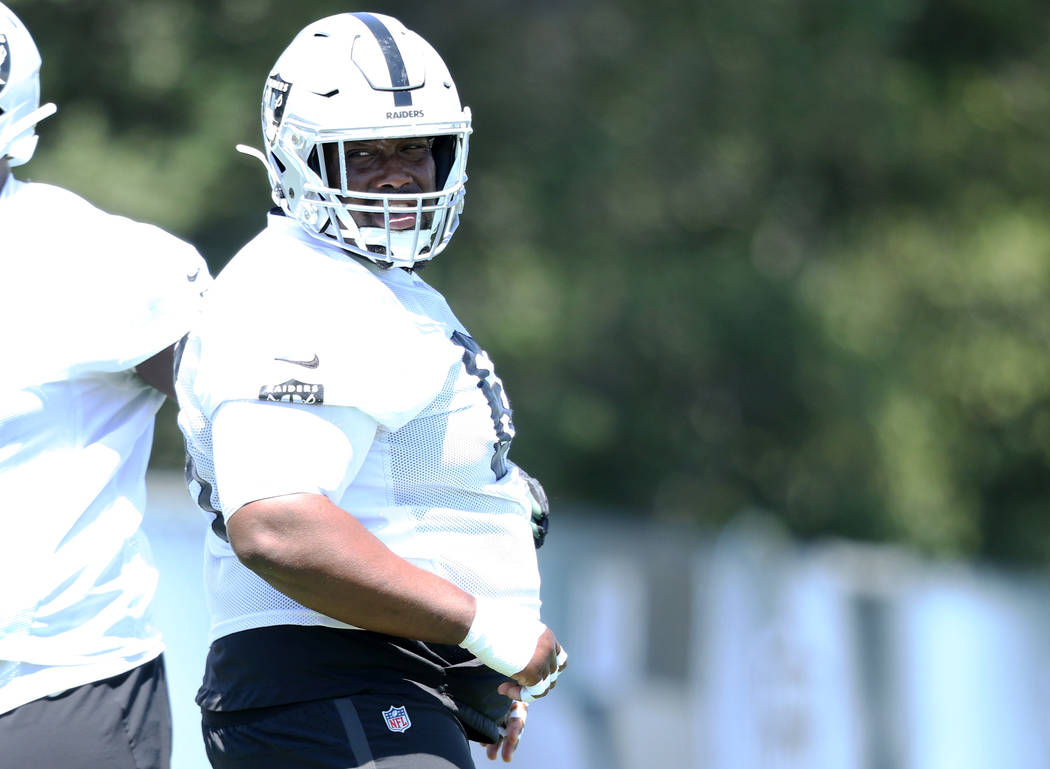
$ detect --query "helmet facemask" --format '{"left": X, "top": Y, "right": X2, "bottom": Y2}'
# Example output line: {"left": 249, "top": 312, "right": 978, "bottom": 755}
{"left": 0, "top": 4, "right": 56, "bottom": 167}
{"left": 281, "top": 126, "right": 469, "bottom": 269}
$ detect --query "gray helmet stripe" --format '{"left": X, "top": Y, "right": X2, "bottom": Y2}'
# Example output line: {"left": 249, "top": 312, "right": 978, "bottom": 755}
{"left": 351, "top": 12, "right": 412, "bottom": 107}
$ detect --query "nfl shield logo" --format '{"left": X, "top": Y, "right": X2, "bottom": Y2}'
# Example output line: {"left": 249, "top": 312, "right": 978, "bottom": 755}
{"left": 382, "top": 705, "right": 412, "bottom": 733}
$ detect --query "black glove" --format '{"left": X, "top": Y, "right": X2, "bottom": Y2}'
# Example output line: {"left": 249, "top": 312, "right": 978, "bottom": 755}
{"left": 522, "top": 471, "right": 549, "bottom": 549}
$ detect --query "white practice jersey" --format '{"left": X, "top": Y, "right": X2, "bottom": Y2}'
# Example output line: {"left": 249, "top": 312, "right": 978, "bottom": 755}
{"left": 177, "top": 213, "right": 542, "bottom": 643}
{"left": 0, "top": 175, "right": 210, "bottom": 715}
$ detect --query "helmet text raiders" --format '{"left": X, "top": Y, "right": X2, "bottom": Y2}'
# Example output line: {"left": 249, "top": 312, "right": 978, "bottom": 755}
{"left": 246, "top": 13, "right": 472, "bottom": 269}
{"left": 0, "top": 3, "right": 56, "bottom": 166}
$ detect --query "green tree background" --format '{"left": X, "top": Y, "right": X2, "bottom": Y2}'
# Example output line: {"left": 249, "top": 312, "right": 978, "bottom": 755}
{"left": 12, "top": 0, "right": 1050, "bottom": 564}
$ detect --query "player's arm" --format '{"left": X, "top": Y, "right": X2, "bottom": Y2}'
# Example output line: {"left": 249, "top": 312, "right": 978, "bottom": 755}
{"left": 213, "top": 400, "right": 566, "bottom": 695}
{"left": 229, "top": 492, "right": 564, "bottom": 692}
{"left": 229, "top": 492, "right": 474, "bottom": 642}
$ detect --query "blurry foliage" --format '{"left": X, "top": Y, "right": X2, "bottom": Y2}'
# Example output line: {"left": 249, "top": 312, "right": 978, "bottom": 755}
{"left": 11, "top": 0, "right": 1050, "bottom": 564}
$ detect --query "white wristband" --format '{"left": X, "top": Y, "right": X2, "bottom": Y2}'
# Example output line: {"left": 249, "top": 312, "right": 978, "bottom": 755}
{"left": 459, "top": 596, "right": 546, "bottom": 678}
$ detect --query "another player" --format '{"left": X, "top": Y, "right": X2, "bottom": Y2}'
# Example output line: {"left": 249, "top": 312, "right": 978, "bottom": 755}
{"left": 175, "top": 12, "right": 565, "bottom": 768}
{"left": 0, "top": 4, "right": 212, "bottom": 768}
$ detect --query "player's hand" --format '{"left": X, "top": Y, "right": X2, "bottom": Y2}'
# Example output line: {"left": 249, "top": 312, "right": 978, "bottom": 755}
{"left": 458, "top": 598, "right": 564, "bottom": 696}
{"left": 482, "top": 701, "right": 528, "bottom": 762}
{"left": 497, "top": 629, "right": 568, "bottom": 702}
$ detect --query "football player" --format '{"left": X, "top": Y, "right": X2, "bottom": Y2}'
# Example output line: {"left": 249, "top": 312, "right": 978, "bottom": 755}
{"left": 175, "top": 12, "right": 565, "bottom": 769}
{"left": 0, "top": 4, "right": 211, "bottom": 768}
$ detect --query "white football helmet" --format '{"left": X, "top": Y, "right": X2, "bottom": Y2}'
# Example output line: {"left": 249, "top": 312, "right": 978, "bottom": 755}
{"left": 245, "top": 12, "right": 472, "bottom": 268}
{"left": 0, "top": 3, "right": 56, "bottom": 167}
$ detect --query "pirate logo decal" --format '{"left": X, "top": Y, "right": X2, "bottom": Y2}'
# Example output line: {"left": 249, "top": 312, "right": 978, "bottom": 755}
{"left": 262, "top": 73, "right": 291, "bottom": 144}
{"left": 0, "top": 34, "right": 10, "bottom": 92}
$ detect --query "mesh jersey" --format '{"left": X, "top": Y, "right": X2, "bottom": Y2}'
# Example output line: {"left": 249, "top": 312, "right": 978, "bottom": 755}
{"left": 177, "top": 213, "right": 542, "bottom": 643}
{"left": 0, "top": 175, "right": 210, "bottom": 715}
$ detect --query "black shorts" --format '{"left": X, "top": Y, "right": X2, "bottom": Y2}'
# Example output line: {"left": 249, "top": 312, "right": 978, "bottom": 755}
{"left": 0, "top": 655, "right": 172, "bottom": 769}
{"left": 202, "top": 682, "right": 475, "bottom": 769}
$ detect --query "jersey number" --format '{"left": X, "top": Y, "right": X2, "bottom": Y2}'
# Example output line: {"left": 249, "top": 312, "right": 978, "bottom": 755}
{"left": 451, "top": 331, "right": 515, "bottom": 479}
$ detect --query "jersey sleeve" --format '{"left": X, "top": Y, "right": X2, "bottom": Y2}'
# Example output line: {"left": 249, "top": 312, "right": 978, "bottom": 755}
{"left": 0, "top": 183, "right": 212, "bottom": 381}
{"left": 68, "top": 212, "right": 212, "bottom": 374}
{"left": 211, "top": 399, "right": 378, "bottom": 519}
{"left": 190, "top": 239, "right": 460, "bottom": 432}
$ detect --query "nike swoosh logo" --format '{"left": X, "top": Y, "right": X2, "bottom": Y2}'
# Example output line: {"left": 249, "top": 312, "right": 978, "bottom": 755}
{"left": 274, "top": 354, "right": 320, "bottom": 369}
{"left": 187, "top": 267, "right": 201, "bottom": 282}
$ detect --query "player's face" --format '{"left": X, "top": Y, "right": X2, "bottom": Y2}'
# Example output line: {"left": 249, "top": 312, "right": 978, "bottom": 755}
{"left": 323, "top": 137, "right": 437, "bottom": 230}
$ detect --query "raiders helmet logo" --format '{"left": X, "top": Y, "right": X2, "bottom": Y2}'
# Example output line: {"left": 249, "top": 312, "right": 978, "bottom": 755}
{"left": 0, "top": 34, "right": 10, "bottom": 91}
{"left": 262, "top": 73, "right": 292, "bottom": 144}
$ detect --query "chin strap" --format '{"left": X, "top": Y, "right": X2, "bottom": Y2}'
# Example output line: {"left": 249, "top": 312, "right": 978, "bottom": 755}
{"left": 0, "top": 102, "right": 56, "bottom": 165}
{"left": 236, "top": 143, "right": 285, "bottom": 203}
